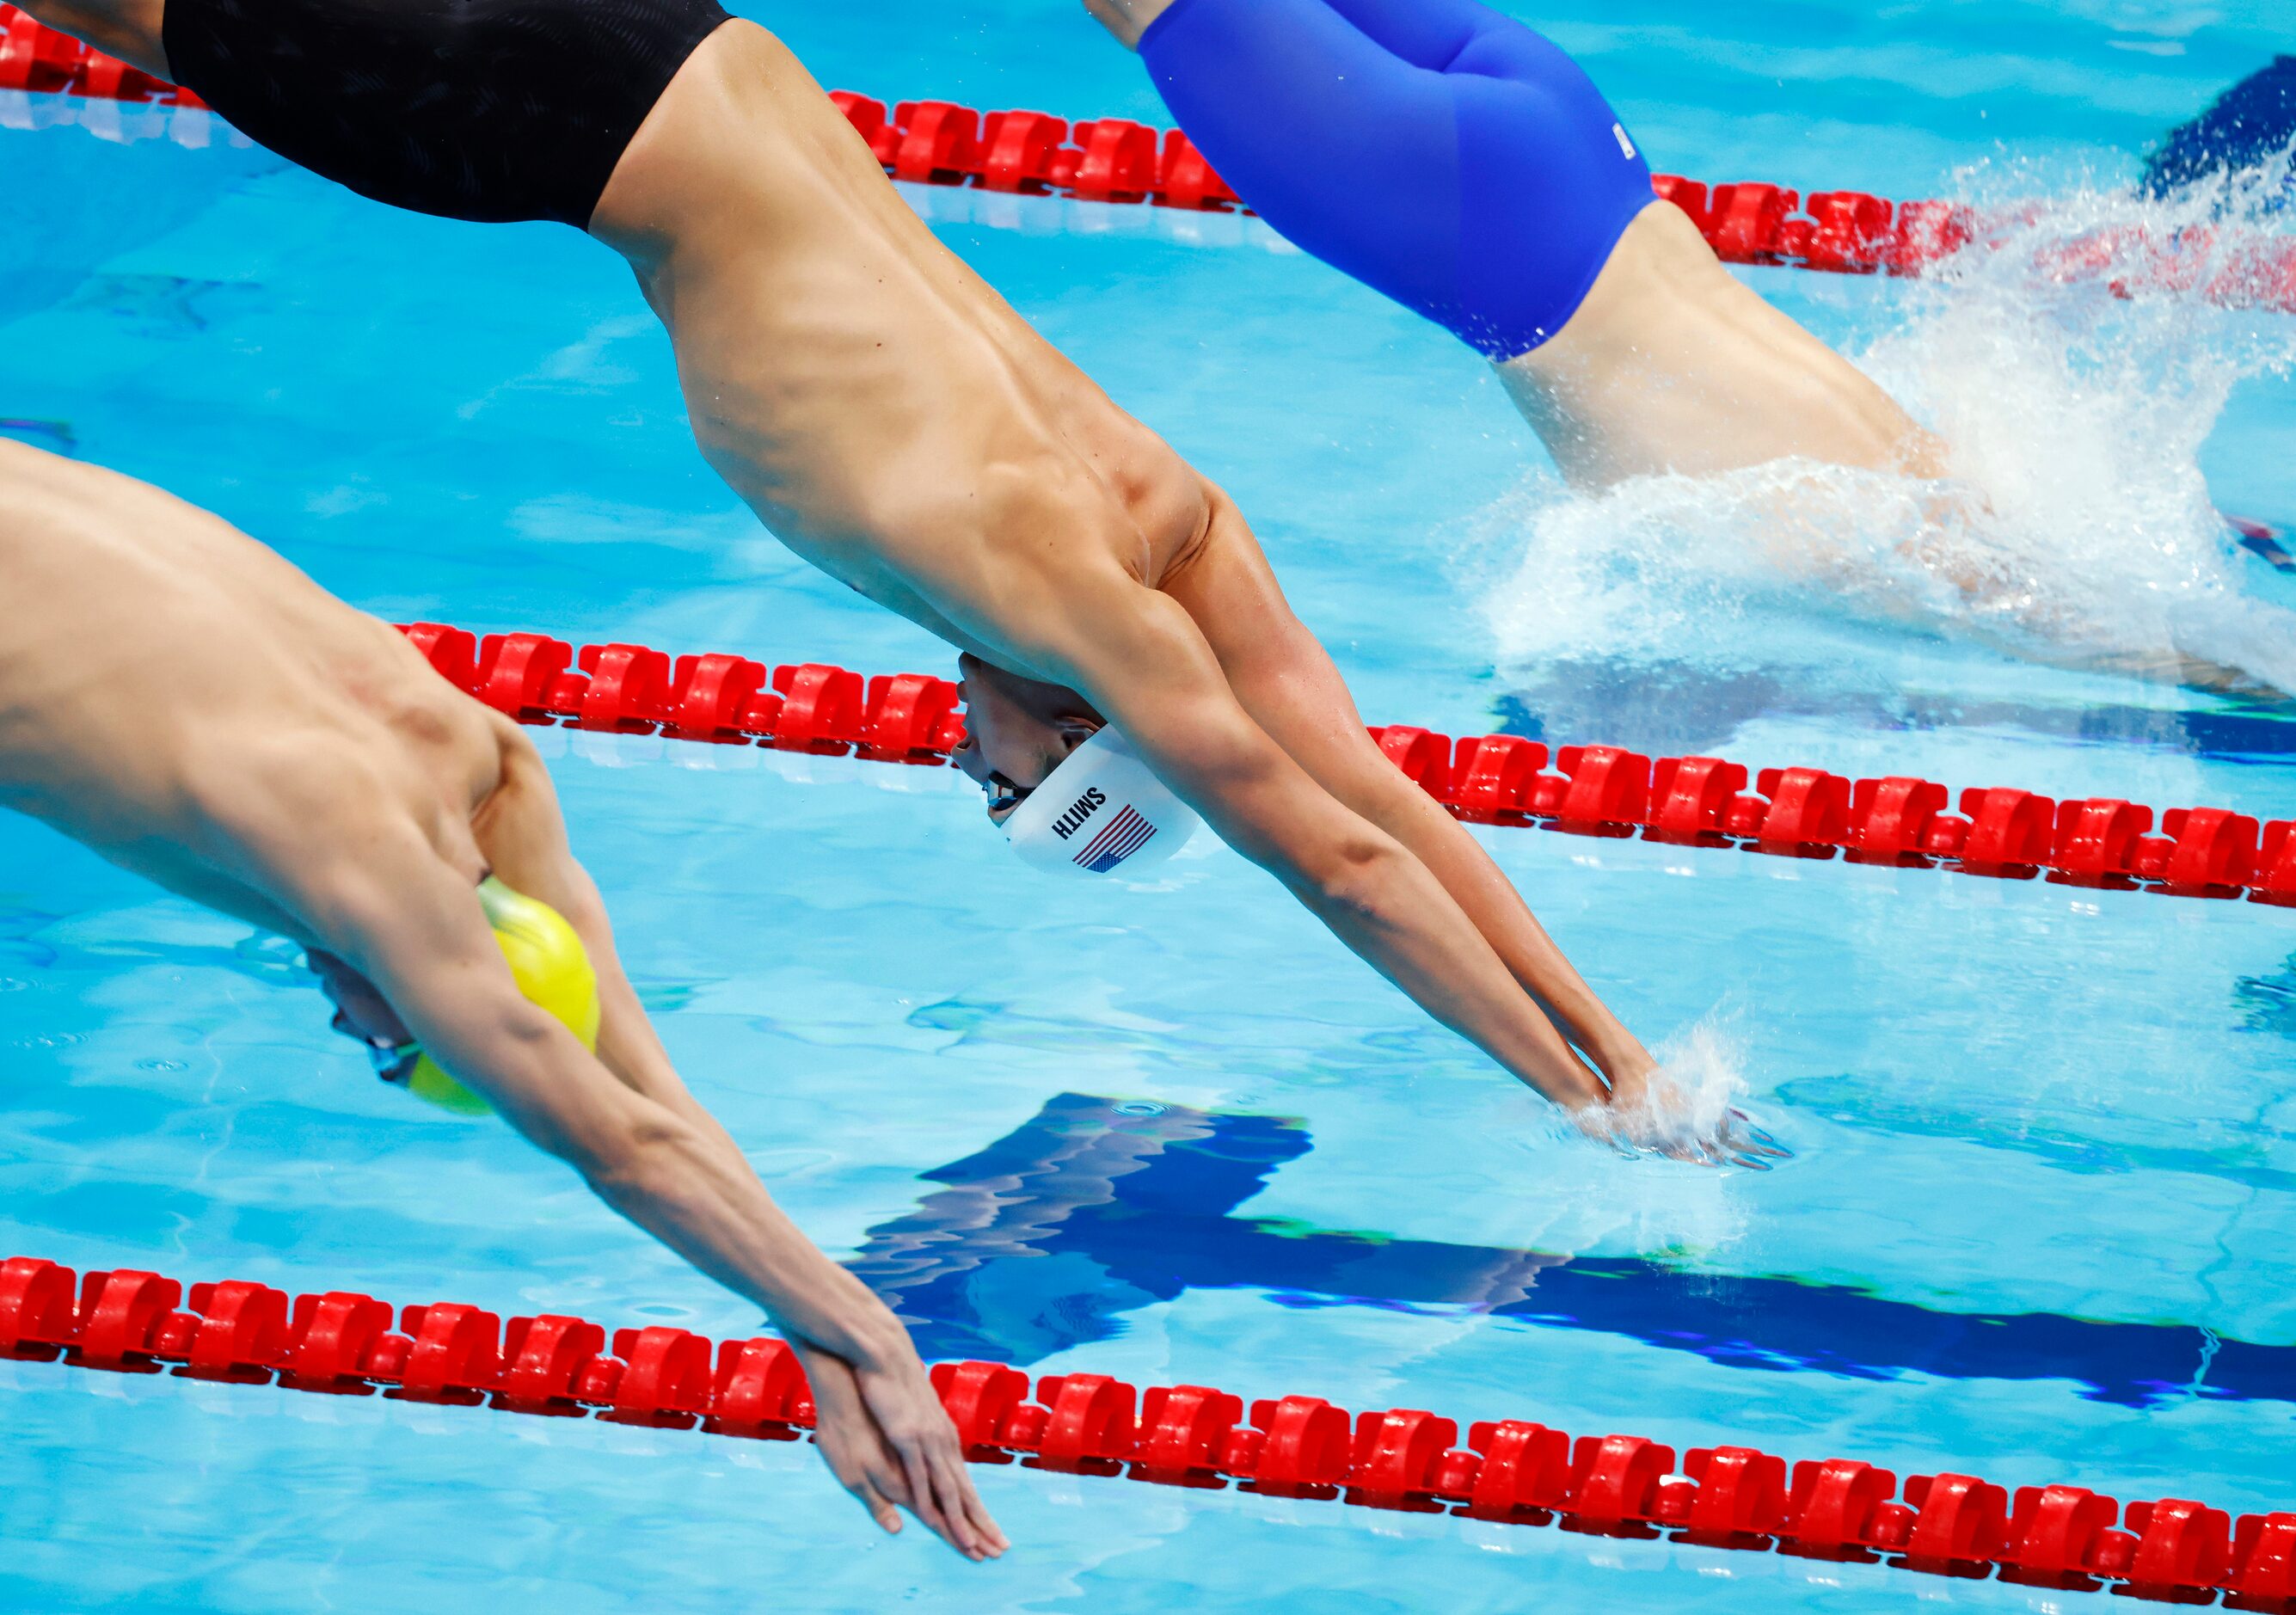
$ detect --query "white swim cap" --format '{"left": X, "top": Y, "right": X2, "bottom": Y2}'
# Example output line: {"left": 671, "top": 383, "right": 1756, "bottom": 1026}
{"left": 1000, "top": 727, "right": 1200, "bottom": 877}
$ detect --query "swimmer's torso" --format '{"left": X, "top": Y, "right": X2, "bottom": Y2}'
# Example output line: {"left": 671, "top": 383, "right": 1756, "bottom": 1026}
{"left": 0, "top": 440, "right": 505, "bottom": 937}
{"left": 591, "top": 24, "right": 1211, "bottom": 669}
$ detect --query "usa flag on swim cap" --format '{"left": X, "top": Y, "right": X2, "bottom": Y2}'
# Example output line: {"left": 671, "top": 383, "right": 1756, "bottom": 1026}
{"left": 1075, "top": 806, "right": 1157, "bottom": 872}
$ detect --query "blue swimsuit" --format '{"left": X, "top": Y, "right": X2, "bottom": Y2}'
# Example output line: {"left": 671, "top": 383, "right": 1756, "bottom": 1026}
{"left": 1138, "top": 0, "right": 1654, "bottom": 359}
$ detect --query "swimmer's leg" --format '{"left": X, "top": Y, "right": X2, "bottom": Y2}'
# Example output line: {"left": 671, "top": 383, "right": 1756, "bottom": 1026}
{"left": 1133, "top": 0, "right": 1653, "bottom": 356}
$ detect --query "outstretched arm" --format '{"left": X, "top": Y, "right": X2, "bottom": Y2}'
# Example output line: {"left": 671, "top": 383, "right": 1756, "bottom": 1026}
{"left": 1158, "top": 487, "right": 1660, "bottom": 1101}
{"left": 1022, "top": 567, "right": 1610, "bottom": 1110}
{"left": 266, "top": 803, "right": 1004, "bottom": 1562}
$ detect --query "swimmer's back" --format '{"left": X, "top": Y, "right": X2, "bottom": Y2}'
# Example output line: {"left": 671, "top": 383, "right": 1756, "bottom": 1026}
{"left": 0, "top": 439, "right": 506, "bottom": 840}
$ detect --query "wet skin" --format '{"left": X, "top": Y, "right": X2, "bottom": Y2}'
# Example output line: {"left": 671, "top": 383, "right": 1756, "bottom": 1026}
{"left": 23, "top": 0, "right": 1675, "bottom": 1133}
{"left": 0, "top": 440, "right": 1005, "bottom": 1561}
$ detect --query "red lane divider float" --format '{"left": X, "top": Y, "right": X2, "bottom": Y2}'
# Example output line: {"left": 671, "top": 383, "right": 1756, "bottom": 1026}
{"left": 0, "top": 5, "right": 195, "bottom": 106}
{"left": 392, "top": 621, "right": 2296, "bottom": 910}
{"left": 4, "top": 3, "right": 2289, "bottom": 311}
{"left": 3, "top": 1256, "right": 2291, "bottom": 1602}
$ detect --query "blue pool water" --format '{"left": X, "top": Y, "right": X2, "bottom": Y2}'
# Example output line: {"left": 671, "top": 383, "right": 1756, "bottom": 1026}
{"left": 4, "top": 1, "right": 2296, "bottom": 1609}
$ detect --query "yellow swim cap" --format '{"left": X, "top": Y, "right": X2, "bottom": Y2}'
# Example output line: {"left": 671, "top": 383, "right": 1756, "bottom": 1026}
{"left": 396, "top": 877, "right": 601, "bottom": 1116}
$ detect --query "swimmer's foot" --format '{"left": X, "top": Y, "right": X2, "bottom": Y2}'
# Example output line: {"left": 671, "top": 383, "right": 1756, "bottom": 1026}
{"left": 1082, "top": 0, "right": 1178, "bottom": 50}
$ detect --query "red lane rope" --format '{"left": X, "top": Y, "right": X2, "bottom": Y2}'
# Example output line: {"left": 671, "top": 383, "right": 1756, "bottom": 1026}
{"left": 3, "top": 1255, "right": 2290, "bottom": 1600}
{"left": 390, "top": 620, "right": 2296, "bottom": 908}
{"left": 5, "top": 4, "right": 2291, "bottom": 309}
{"left": 7, "top": 14, "right": 2293, "bottom": 902}
{"left": 0, "top": 6, "right": 192, "bottom": 107}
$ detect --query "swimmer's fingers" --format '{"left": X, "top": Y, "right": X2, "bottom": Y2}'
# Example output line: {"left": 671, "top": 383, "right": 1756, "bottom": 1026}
{"left": 791, "top": 1344, "right": 924, "bottom": 1544}
{"left": 838, "top": 1461, "right": 907, "bottom": 1538}
{"left": 815, "top": 1413, "right": 906, "bottom": 1537}
{"left": 1724, "top": 1109, "right": 1796, "bottom": 1164}
{"left": 957, "top": 1472, "right": 1008, "bottom": 1559}
{"left": 891, "top": 1418, "right": 994, "bottom": 1562}
{"left": 1585, "top": 1100, "right": 1788, "bottom": 1170}
{"left": 787, "top": 1332, "right": 1004, "bottom": 1561}
{"left": 923, "top": 1421, "right": 1008, "bottom": 1559}
{"left": 862, "top": 1366, "right": 1005, "bottom": 1561}
{"left": 888, "top": 1434, "right": 962, "bottom": 1557}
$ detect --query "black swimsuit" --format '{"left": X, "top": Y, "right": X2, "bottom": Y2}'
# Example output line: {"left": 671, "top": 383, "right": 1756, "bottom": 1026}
{"left": 161, "top": 0, "right": 731, "bottom": 227}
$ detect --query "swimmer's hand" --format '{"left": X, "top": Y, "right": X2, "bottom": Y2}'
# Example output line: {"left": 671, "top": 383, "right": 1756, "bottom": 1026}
{"left": 293, "top": 847, "right": 1005, "bottom": 1559}
{"left": 1575, "top": 1085, "right": 1793, "bottom": 1170}
{"left": 784, "top": 1326, "right": 1009, "bottom": 1562}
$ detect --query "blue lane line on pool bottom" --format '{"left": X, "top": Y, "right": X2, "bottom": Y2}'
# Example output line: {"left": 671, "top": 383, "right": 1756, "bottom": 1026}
{"left": 850, "top": 1093, "right": 2293, "bottom": 1409}
{"left": 1493, "top": 679, "right": 2296, "bottom": 770}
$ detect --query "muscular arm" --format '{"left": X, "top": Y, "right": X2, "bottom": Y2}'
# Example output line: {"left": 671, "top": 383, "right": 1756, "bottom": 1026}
{"left": 260, "top": 802, "right": 1001, "bottom": 1559}
{"left": 468, "top": 732, "right": 729, "bottom": 1126}
{"left": 1025, "top": 568, "right": 1608, "bottom": 1108}
{"left": 1160, "top": 486, "right": 1660, "bottom": 1097}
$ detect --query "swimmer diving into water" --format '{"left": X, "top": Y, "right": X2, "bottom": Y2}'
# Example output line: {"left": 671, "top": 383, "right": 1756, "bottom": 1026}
{"left": 0, "top": 440, "right": 1006, "bottom": 1563}
{"left": 1089, "top": 0, "right": 2296, "bottom": 694}
{"left": 22, "top": 0, "right": 1734, "bottom": 1152}
{"left": 1086, "top": 0, "right": 1946, "bottom": 491}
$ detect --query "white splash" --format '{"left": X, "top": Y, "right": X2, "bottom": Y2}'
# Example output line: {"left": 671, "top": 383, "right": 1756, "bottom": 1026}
{"left": 1479, "top": 146, "right": 2296, "bottom": 696}
{"left": 1593, "top": 1012, "right": 1782, "bottom": 1171}
{"left": 1646, "top": 1013, "right": 1753, "bottom": 1133}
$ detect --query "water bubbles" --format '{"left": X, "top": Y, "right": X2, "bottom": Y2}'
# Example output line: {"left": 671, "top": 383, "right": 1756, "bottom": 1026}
{"left": 1852, "top": 157, "right": 2296, "bottom": 691}
{"left": 1476, "top": 147, "right": 2296, "bottom": 703}
{"left": 135, "top": 1058, "right": 188, "bottom": 1073}
{"left": 1112, "top": 1100, "right": 1166, "bottom": 1116}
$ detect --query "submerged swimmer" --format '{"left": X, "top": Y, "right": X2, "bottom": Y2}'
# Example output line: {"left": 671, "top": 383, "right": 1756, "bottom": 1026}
{"left": 0, "top": 440, "right": 1005, "bottom": 1562}
{"left": 1090, "top": 0, "right": 2296, "bottom": 695}
{"left": 1086, "top": 0, "right": 1944, "bottom": 491}
{"left": 2142, "top": 55, "right": 2296, "bottom": 206}
{"left": 24, "top": 0, "right": 1729, "bottom": 1150}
